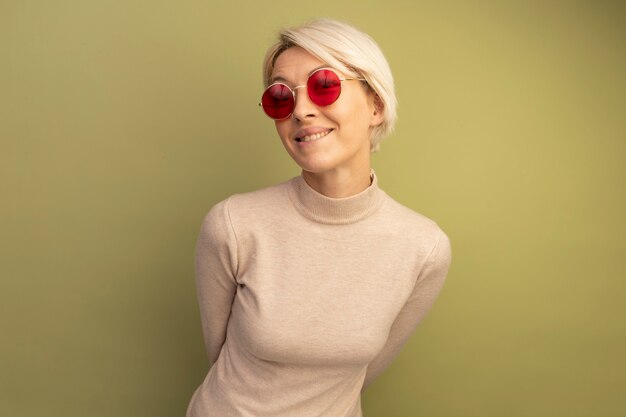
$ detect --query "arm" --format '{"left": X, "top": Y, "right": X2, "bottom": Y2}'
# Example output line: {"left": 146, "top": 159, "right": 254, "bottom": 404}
{"left": 194, "top": 197, "right": 239, "bottom": 367}
{"left": 361, "top": 229, "right": 452, "bottom": 392}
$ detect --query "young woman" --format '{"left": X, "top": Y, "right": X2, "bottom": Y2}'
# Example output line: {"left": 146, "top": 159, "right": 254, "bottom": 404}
{"left": 187, "top": 18, "right": 452, "bottom": 417}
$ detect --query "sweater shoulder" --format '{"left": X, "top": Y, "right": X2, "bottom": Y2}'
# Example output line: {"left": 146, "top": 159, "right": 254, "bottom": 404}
{"left": 208, "top": 178, "right": 292, "bottom": 222}
{"left": 380, "top": 192, "right": 447, "bottom": 240}
{"left": 378, "top": 193, "right": 451, "bottom": 266}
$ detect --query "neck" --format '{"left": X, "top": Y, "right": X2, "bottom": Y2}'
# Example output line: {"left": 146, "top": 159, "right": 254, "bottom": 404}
{"left": 287, "top": 167, "right": 383, "bottom": 225}
{"left": 301, "top": 165, "right": 373, "bottom": 198}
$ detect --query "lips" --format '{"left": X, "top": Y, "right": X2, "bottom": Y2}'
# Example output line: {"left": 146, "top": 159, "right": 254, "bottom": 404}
{"left": 294, "top": 128, "right": 334, "bottom": 142}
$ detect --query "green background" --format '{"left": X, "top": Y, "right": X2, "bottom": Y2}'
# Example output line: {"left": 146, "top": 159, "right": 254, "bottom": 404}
{"left": 2, "top": 1, "right": 625, "bottom": 416}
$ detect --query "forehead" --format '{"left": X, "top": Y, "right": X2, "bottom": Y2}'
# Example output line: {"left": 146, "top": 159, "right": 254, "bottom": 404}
{"left": 271, "top": 46, "right": 333, "bottom": 84}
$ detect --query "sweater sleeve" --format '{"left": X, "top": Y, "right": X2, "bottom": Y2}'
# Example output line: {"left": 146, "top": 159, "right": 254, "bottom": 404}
{"left": 194, "top": 197, "right": 239, "bottom": 368}
{"left": 361, "top": 228, "right": 452, "bottom": 392}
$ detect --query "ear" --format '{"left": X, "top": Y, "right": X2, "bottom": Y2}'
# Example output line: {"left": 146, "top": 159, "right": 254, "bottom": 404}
{"left": 369, "top": 93, "right": 385, "bottom": 127}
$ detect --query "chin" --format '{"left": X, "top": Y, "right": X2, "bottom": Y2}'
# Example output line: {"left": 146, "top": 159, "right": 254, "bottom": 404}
{"left": 292, "top": 156, "right": 339, "bottom": 174}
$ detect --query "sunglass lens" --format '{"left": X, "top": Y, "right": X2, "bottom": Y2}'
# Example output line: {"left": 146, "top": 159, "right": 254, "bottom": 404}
{"left": 261, "top": 84, "right": 294, "bottom": 119}
{"left": 307, "top": 69, "right": 342, "bottom": 106}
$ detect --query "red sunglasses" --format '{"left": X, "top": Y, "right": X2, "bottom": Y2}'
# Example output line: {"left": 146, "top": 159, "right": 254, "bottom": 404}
{"left": 260, "top": 68, "right": 365, "bottom": 120}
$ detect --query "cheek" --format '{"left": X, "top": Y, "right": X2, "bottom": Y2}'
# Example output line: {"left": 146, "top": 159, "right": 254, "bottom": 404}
{"left": 335, "top": 94, "right": 371, "bottom": 129}
{"left": 334, "top": 109, "right": 369, "bottom": 134}
{"left": 275, "top": 121, "right": 290, "bottom": 141}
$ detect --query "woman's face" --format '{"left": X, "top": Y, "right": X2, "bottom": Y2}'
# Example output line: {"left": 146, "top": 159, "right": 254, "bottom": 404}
{"left": 270, "top": 46, "right": 383, "bottom": 175}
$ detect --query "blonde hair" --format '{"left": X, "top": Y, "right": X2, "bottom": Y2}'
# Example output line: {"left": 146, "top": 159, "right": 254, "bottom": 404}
{"left": 262, "top": 18, "right": 397, "bottom": 153}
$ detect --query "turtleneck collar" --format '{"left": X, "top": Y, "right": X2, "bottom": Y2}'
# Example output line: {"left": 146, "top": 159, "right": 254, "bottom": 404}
{"left": 286, "top": 168, "right": 385, "bottom": 225}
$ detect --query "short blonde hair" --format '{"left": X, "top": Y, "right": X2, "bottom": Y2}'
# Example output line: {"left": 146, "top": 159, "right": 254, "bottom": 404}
{"left": 262, "top": 18, "right": 397, "bottom": 153}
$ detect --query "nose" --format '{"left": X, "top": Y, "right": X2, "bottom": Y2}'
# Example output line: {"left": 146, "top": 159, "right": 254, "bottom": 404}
{"left": 291, "top": 85, "right": 318, "bottom": 121}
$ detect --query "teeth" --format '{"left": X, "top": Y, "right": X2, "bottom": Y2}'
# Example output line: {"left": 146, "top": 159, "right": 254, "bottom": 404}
{"left": 298, "top": 130, "right": 332, "bottom": 142}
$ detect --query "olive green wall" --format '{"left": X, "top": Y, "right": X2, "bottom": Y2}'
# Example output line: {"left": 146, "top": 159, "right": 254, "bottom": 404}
{"left": 1, "top": 1, "right": 624, "bottom": 416}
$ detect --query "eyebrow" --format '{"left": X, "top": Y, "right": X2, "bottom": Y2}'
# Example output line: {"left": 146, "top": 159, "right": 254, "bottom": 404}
{"left": 270, "top": 65, "right": 331, "bottom": 85}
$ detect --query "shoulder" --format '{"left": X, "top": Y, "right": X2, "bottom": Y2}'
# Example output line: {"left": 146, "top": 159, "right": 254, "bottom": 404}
{"left": 380, "top": 194, "right": 452, "bottom": 277}
{"left": 376, "top": 191, "right": 452, "bottom": 268}
{"left": 230, "top": 178, "right": 291, "bottom": 207}
{"left": 201, "top": 177, "right": 294, "bottom": 226}
{"left": 380, "top": 192, "right": 448, "bottom": 242}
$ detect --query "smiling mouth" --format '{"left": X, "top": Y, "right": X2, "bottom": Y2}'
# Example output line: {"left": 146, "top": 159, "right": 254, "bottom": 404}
{"left": 295, "top": 129, "right": 333, "bottom": 142}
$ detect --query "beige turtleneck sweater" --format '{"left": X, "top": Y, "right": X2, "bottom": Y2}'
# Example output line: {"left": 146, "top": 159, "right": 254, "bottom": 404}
{"left": 187, "top": 168, "right": 452, "bottom": 417}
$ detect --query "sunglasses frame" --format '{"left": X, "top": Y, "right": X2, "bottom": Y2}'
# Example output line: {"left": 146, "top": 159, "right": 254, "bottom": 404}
{"left": 259, "top": 67, "right": 366, "bottom": 120}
